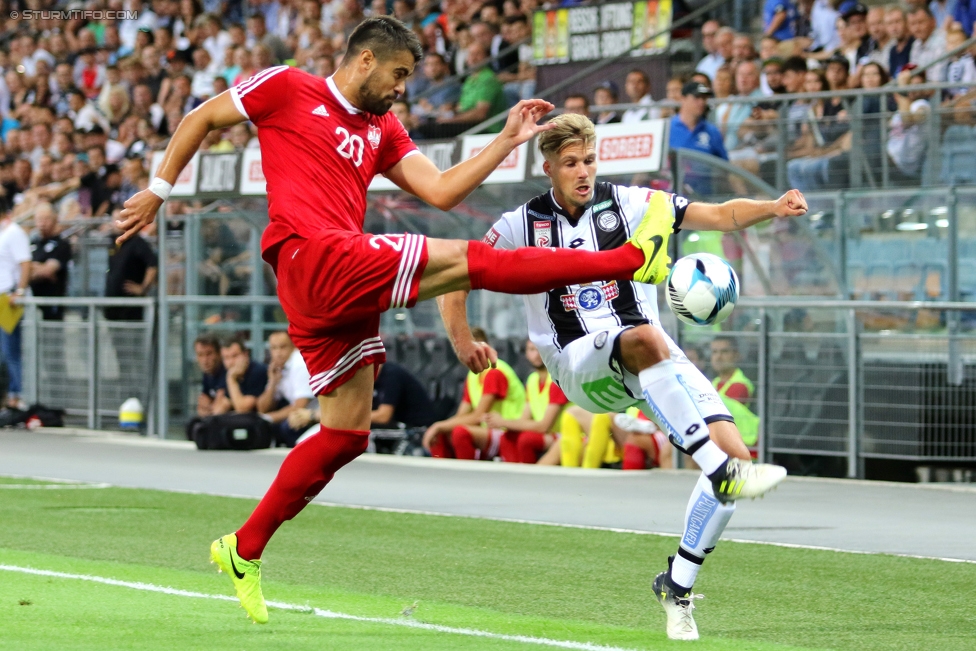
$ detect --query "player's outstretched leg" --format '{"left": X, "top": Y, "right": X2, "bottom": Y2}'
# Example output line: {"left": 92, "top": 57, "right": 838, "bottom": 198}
{"left": 652, "top": 473, "right": 736, "bottom": 640}
{"left": 210, "top": 533, "right": 268, "bottom": 624}
{"left": 628, "top": 188, "right": 676, "bottom": 285}
{"left": 621, "top": 327, "right": 786, "bottom": 500}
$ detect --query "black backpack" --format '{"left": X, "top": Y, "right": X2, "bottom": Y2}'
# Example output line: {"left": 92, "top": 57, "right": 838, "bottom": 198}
{"left": 190, "top": 413, "right": 273, "bottom": 450}
{"left": 0, "top": 404, "right": 64, "bottom": 428}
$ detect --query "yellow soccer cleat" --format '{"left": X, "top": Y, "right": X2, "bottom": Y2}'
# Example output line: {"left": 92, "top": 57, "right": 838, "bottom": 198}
{"left": 210, "top": 533, "right": 268, "bottom": 624}
{"left": 628, "top": 190, "right": 675, "bottom": 285}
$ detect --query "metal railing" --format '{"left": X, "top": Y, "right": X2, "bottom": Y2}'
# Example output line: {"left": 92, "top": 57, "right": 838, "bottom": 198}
{"left": 20, "top": 296, "right": 156, "bottom": 432}
{"left": 679, "top": 299, "right": 976, "bottom": 478}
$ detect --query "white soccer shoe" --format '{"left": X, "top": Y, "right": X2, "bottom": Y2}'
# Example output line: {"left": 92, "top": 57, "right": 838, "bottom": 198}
{"left": 652, "top": 570, "right": 702, "bottom": 641}
{"left": 712, "top": 457, "right": 787, "bottom": 504}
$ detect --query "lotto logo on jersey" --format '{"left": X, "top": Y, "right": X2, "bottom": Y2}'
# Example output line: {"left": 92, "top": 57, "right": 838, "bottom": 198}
{"left": 533, "top": 221, "right": 552, "bottom": 247}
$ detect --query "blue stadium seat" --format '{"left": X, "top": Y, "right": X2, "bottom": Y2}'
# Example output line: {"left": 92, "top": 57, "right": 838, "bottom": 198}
{"left": 940, "top": 126, "right": 976, "bottom": 185}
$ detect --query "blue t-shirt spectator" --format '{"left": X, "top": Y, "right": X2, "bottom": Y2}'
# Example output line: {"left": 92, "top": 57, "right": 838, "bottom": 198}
{"left": 670, "top": 112, "right": 728, "bottom": 195}
{"left": 764, "top": 0, "right": 798, "bottom": 40}
{"left": 201, "top": 366, "right": 226, "bottom": 400}
{"left": 215, "top": 361, "right": 268, "bottom": 398}
{"left": 953, "top": 0, "right": 974, "bottom": 36}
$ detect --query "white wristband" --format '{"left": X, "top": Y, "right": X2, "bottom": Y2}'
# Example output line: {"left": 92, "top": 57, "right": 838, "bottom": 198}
{"left": 148, "top": 178, "right": 173, "bottom": 201}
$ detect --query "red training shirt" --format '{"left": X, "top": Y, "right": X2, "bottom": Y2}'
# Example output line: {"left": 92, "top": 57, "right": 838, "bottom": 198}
{"left": 229, "top": 67, "right": 419, "bottom": 253}
{"left": 462, "top": 369, "right": 509, "bottom": 404}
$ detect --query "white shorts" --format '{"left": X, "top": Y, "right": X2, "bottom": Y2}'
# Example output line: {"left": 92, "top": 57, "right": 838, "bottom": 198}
{"left": 546, "top": 324, "right": 732, "bottom": 425}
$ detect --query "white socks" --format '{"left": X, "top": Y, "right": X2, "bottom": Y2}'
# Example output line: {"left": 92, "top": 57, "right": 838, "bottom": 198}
{"left": 670, "top": 472, "right": 737, "bottom": 591}
{"left": 638, "top": 360, "right": 729, "bottom": 476}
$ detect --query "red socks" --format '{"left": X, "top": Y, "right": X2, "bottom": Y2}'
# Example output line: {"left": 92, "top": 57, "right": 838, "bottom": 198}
{"left": 467, "top": 240, "right": 644, "bottom": 294}
{"left": 623, "top": 442, "right": 648, "bottom": 470}
{"left": 451, "top": 426, "right": 477, "bottom": 460}
{"left": 236, "top": 427, "right": 369, "bottom": 560}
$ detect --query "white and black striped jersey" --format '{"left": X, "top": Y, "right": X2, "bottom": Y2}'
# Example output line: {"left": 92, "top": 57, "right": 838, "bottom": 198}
{"left": 484, "top": 182, "right": 690, "bottom": 360}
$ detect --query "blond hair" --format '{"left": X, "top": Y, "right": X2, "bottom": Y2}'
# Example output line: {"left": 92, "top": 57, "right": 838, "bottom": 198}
{"left": 538, "top": 113, "right": 596, "bottom": 161}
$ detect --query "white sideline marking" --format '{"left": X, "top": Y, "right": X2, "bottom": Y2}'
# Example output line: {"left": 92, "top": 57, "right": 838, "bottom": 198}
{"left": 0, "top": 564, "right": 638, "bottom": 651}
{"left": 0, "top": 483, "right": 110, "bottom": 489}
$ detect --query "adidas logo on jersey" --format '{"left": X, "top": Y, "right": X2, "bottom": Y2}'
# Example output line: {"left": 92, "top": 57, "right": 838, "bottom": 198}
{"left": 312, "top": 104, "right": 329, "bottom": 117}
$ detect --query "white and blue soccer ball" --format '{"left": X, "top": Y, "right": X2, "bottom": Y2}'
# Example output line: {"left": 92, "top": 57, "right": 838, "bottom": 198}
{"left": 665, "top": 253, "right": 739, "bottom": 326}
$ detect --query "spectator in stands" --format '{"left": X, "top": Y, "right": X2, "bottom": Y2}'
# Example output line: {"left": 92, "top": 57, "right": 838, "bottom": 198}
{"left": 932, "top": 0, "right": 956, "bottom": 29}
{"left": 909, "top": 5, "right": 948, "bottom": 82}
{"left": 497, "top": 14, "right": 536, "bottom": 104}
{"left": 712, "top": 63, "right": 736, "bottom": 104}
{"left": 563, "top": 94, "right": 589, "bottom": 116}
{"left": 718, "top": 60, "right": 762, "bottom": 152}
{"left": 952, "top": 0, "right": 976, "bottom": 37}
{"left": 731, "top": 33, "right": 759, "bottom": 71}
{"left": 213, "top": 336, "right": 268, "bottom": 415}
{"left": 864, "top": 5, "right": 894, "bottom": 70}
{"left": 762, "top": 57, "right": 786, "bottom": 95}
{"left": 621, "top": 69, "right": 660, "bottom": 123}
{"left": 257, "top": 331, "right": 314, "bottom": 447}
{"left": 944, "top": 26, "right": 976, "bottom": 99}
{"left": 613, "top": 409, "right": 672, "bottom": 470}
{"left": 28, "top": 203, "right": 71, "bottom": 321}
{"left": 391, "top": 99, "right": 421, "bottom": 138}
{"left": 710, "top": 337, "right": 758, "bottom": 451}
{"left": 662, "top": 76, "right": 685, "bottom": 117}
{"left": 837, "top": 4, "right": 871, "bottom": 74}
{"left": 411, "top": 53, "right": 461, "bottom": 120}
{"left": 786, "top": 62, "right": 853, "bottom": 190}
{"left": 782, "top": 56, "right": 812, "bottom": 143}
{"left": 670, "top": 81, "right": 728, "bottom": 194}
{"left": 0, "top": 210, "right": 31, "bottom": 410}
{"left": 246, "top": 12, "right": 291, "bottom": 64}
{"left": 437, "top": 42, "right": 507, "bottom": 133}
{"left": 888, "top": 6, "right": 916, "bottom": 76}
{"left": 888, "top": 68, "right": 932, "bottom": 181}
{"left": 696, "top": 20, "right": 725, "bottom": 81}
{"left": 483, "top": 340, "right": 569, "bottom": 464}
{"left": 471, "top": 19, "right": 518, "bottom": 75}
{"left": 194, "top": 333, "right": 226, "bottom": 419}
{"left": 806, "top": 0, "right": 842, "bottom": 54}
{"left": 592, "top": 81, "right": 622, "bottom": 124}
{"left": 764, "top": 0, "right": 798, "bottom": 41}
{"left": 104, "top": 223, "right": 157, "bottom": 321}
{"left": 422, "top": 327, "right": 525, "bottom": 461}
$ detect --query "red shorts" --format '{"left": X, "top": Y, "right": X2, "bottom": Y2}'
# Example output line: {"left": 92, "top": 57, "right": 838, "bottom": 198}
{"left": 267, "top": 229, "right": 429, "bottom": 395}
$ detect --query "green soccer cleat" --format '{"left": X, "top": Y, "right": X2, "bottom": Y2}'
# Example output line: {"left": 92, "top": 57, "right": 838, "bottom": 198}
{"left": 628, "top": 190, "right": 675, "bottom": 285}
{"left": 652, "top": 568, "right": 702, "bottom": 641}
{"left": 210, "top": 533, "right": 268, "bottom": 624}
{"left": 712, "top": 457, "right": 787, "bottom": 504}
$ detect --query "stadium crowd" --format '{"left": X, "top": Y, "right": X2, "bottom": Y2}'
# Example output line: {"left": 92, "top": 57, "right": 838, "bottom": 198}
{"left": 185, "top": 326, "right": 757, "bottom": 469}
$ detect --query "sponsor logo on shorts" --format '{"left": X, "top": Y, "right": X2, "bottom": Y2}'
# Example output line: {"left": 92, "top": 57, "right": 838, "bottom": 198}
{"left": 594, "top": 331, "right": 609, "bottom": 349}
{"left": 534, "top": 220, "right": 552, "bottom": 247}
{"left": 560, "top": 281, "right": 618, "bottom": 311}
{"left": 581, "top": 376, "right": 630, "bottom": 411}
{"left": 681, "top": 492, "right": 718, "bottom": 548}
{"left": 483, "top": 228, "right": 500, "bottom": 247}
{"left": 367, "top": 125, "right": 381, "bottom": 149}
{"left": 596, "top": 210, "right": 620, "bottom": 231}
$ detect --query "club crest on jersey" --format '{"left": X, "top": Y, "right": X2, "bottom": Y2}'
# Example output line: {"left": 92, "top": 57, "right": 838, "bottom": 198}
{"left": 561, "top": 281, "right": 619, "bottom": 311}
{"left": 533, "top": 220, "right": 552, "bottom": 247}
{"left": 367, "top": 125, "right": 381, "bottom": 149}
{"left": 596, "top": 211, "right": 620, "bottom": 232}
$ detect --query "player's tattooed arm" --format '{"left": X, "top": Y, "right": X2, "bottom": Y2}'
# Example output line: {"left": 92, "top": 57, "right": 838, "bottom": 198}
{"left": 681, "top": 189, "right": 808, "bottom": 232}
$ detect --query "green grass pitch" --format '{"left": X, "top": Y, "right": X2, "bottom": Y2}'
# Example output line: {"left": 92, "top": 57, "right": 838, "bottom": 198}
{"left": 0, "top": 476, "right": 973, "bottom": 650}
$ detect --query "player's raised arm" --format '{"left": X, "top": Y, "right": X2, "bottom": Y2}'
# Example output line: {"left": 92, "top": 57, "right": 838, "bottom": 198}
{"left": 114, "top": 92, "right": 248, "bottom": 244}
{"left": 681, "top": 189, "right": 808, "bottom": 233}
{"left": 383, "top": 99, "right": 556, "bottom": 210}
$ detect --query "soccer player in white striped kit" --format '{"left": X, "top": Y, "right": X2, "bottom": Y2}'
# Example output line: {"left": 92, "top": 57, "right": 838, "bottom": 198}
{"left": 438, "top": 113, "right": 809, "bottom": 640}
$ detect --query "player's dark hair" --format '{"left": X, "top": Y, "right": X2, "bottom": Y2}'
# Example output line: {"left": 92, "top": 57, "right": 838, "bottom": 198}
{"left": 345, "top": 16, "right": 423, "bottom": 65}
{"left": 194, "top": 333, "right": 220, "bottom": 353}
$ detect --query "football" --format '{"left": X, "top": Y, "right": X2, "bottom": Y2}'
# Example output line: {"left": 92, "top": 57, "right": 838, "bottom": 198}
{"left": 665, "top": 253, "right": 739, "bottom": 326}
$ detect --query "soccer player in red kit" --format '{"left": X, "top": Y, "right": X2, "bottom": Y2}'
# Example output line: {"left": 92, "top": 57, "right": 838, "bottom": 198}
{"left": 116, "top": 17, "right": 676, "bottom": 623}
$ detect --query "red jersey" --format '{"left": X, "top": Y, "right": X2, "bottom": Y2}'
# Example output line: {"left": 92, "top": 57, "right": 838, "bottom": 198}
{"left": 230, "top": 67, "right": 419, "bottom": 253}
